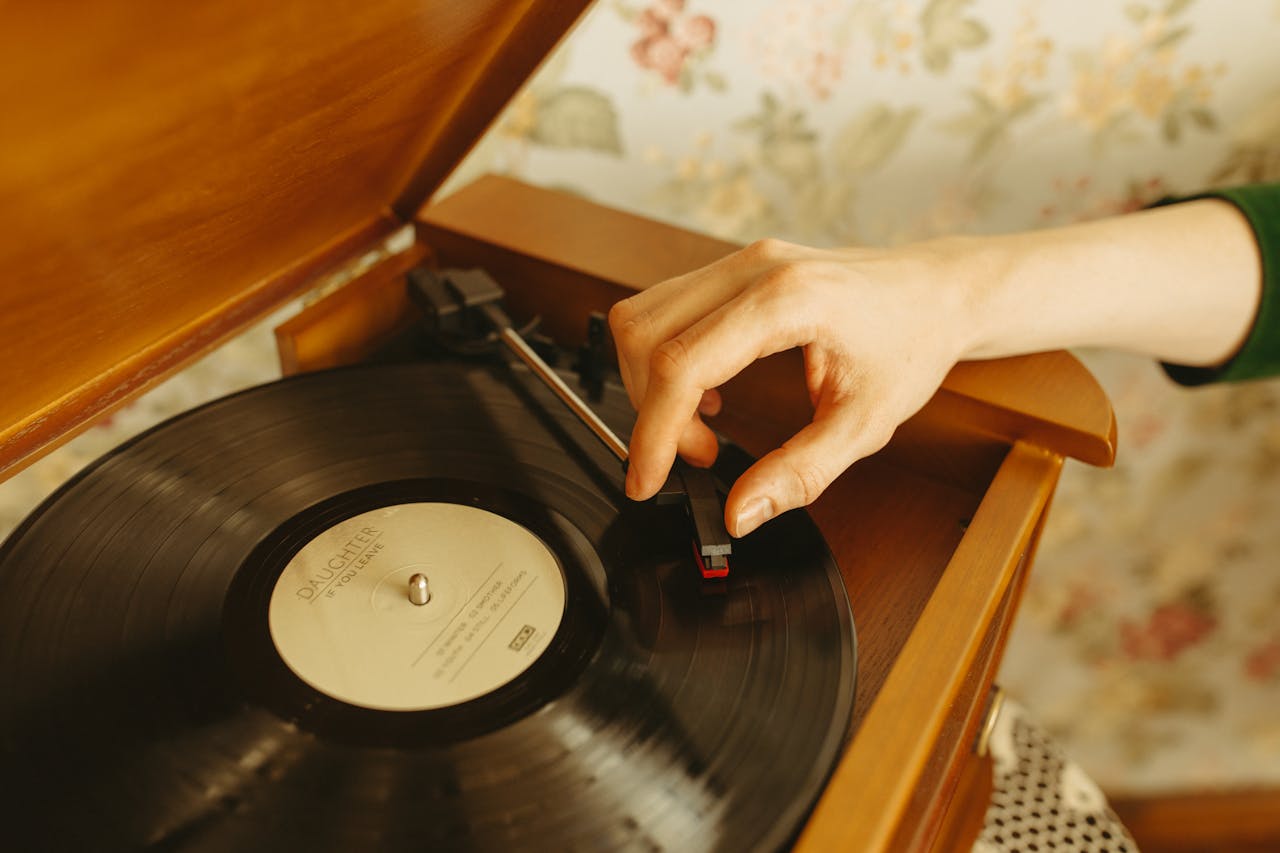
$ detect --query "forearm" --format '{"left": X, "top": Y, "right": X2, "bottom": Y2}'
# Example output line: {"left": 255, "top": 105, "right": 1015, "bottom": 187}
{"left": 958, "top": 199, "right": 1263, "bottom": 367}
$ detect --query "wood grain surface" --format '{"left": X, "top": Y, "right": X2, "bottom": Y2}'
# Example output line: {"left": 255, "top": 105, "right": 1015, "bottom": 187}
{"left": 0, "top": 0, "right": 589, "bottom": 480}
{"left": 793, "top": 444, "right": 1062, "bottom": 852}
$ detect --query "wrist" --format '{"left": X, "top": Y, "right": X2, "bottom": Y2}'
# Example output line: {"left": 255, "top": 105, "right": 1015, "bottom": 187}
{"left": 912, "top": 233, "right": 1015, "bottom": 363}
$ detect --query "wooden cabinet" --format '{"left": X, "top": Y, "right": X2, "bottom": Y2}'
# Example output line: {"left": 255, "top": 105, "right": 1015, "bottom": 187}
{"left": 277, "top": 174, "right": 1115, "bottom": 851}
{"left": 0, "top": 0, "right": 1113, "bottom": 844}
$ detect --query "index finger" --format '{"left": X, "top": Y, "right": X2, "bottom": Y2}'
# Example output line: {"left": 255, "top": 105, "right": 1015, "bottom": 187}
{"left": 626, "top": 291, "right": 808, "bottom": 499}
{"left": 611, "top": 239, "right": 806, "bottom": 411}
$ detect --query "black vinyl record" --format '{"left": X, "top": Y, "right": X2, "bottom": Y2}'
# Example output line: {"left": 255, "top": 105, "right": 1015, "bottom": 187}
{"left": 0, "top": 359, "right": 856, "bottom": 852}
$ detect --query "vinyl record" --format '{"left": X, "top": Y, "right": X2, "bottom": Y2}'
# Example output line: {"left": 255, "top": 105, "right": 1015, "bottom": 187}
{"left": 0, "top": 359, "right": 856, "bottom": 852}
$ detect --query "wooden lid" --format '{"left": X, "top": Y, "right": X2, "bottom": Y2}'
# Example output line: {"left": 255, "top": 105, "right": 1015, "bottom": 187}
{"left": 0, "top": 0, "right": 589, "bottom": 477}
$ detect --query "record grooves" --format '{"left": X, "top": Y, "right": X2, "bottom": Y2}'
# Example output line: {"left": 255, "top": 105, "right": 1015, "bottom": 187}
{"left": 0, "top": 360, "right": 856, "bottom": 852}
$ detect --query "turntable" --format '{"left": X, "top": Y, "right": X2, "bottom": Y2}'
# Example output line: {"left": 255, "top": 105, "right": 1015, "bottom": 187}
{"left": 0, "top": 2, "right": 1115, "bottom": 850}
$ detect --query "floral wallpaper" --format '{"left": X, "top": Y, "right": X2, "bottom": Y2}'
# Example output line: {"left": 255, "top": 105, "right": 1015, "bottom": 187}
{"left": 1, "top": 0, "right": 1279, "bottom": 800}
{"left": 448, "top": 0, "right": 1280, "bottom": 795}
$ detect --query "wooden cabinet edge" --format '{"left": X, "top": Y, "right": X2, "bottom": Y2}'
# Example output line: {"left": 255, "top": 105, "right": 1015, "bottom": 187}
{"left": 274, "top": 242, "right": 431, "bottom": 375}
{"left": 0, "top": 214, "right": 402, "bottom": 483}
{"left": 792, "top": 444, "right": 1063, "bottom": 852}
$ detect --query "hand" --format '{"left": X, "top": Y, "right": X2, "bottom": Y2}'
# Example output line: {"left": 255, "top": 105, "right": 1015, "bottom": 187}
{"left": 610, "top": 201, "right": 1264, "bottom": 538}
{"left": 609, "top": 237, "right": 975, "bottom": 537}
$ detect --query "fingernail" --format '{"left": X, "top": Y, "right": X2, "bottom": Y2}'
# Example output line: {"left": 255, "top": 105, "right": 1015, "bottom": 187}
{"left": 734, "top": 497, "right": 775, "bottom": 537}
{"left": 625, "top": 468, "right": 640, "bottom": 500}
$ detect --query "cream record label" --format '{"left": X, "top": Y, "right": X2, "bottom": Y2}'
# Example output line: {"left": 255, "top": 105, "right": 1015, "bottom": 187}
{"left": 269, "top": 503, "right": 566, "bottom": 711}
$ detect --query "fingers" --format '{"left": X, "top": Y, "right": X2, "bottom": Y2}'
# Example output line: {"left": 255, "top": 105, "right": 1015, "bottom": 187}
{"left": 697, "top": 388, "right": 722, "bottom": 416}
{"left": 604, "top": 236, "right": 957, "bottom": 532}
{"left": 624, "top": 348, "right": 705, "bottom": 499}
{"left": 610, "top": 275, "right": 735, "bottom": 409}
{"left": 612, "top": 286, "right": 725, "bottom": 489}
{"left": 625, "top": 288, "right": 811, "bottom": 499}
{"left": 724, "top": 405, "right": 893, "bottom": 537}
{"left": 609, "top": 239, "right": 801, "bottom": 408}
{"left": 609, "top": 238, "right": 832, "bottom": 503}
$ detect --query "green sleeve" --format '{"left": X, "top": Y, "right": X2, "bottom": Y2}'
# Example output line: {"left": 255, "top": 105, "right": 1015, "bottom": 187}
{"left": 1156, "top": 182, "right": 1280, "bottom": 386}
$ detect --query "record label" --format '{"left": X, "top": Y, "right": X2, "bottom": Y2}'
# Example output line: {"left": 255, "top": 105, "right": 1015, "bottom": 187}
{"left": 268, "top": 502, "right": 566, "bottom": 711}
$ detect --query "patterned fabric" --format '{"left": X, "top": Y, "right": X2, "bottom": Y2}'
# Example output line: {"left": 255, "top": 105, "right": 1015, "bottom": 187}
{"left": 976, "top": 699, "right": 1139, "bottom": 853}
{"left": 2, "top": 0, "right": 1280, "bottom": 798}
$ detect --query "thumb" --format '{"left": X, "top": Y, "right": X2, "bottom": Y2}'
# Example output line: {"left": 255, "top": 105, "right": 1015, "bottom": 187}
{"left": 724, "top": 410, "right": 891, "bottom": 537}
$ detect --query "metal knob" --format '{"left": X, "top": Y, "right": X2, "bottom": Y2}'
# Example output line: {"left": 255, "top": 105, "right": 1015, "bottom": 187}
{"left": 975, "top": 686, "right": 1006, "bottom": 758}
{"left": 408, "top": 573, "right": 431, "bottom": 606}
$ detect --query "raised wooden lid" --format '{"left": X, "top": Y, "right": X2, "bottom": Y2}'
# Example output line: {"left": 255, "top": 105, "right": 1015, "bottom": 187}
{"left": 0, "top": 0, "right": 589, "bottom": 478}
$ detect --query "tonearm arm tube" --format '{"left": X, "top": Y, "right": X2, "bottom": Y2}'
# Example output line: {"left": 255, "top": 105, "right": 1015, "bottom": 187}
{"left": 408, "top": 267, "right": 732, "bottom": 578}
